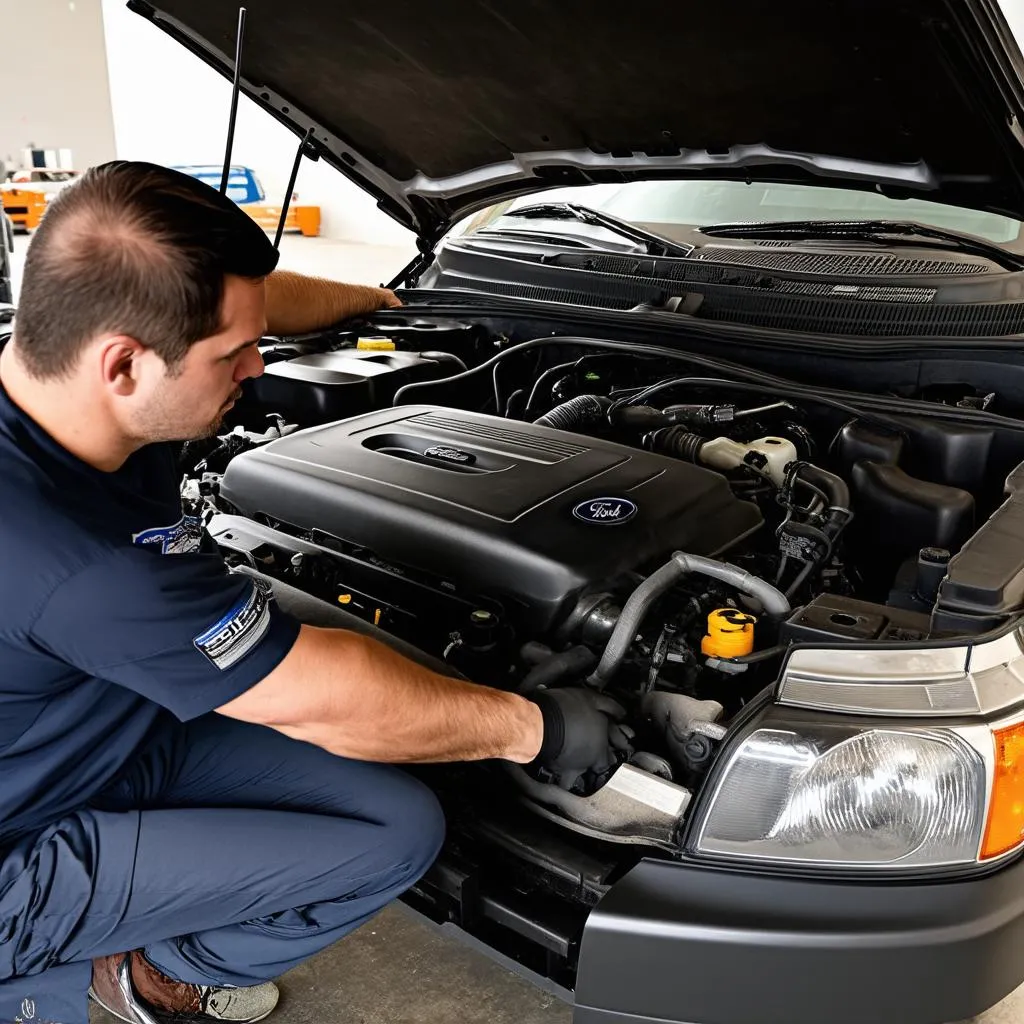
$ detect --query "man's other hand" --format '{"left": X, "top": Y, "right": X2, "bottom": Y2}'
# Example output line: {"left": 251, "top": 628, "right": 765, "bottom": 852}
{"left": 265, "top": 272, "right": 402, "bottom": 335}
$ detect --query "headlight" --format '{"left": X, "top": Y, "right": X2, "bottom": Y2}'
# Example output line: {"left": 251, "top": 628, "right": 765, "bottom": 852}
{"left": 690, "top": 706, "right": 989, "bottom": 870}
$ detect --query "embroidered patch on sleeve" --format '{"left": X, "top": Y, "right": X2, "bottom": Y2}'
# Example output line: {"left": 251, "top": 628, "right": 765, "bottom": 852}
{"left": 193, "top": 579, "right": 273, "bottom": 670}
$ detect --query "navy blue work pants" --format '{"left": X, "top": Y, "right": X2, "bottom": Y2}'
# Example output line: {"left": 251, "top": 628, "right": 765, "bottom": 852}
{"left": 0, "top": 571, "right": 448, "bottom": 1024}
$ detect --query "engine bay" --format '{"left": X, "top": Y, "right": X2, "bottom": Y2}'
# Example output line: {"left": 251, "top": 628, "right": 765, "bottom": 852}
{"left": 177, "top": 307, "right": 1024, "bottom": 987}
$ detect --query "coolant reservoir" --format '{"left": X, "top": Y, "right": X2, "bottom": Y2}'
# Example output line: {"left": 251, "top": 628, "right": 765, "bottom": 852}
{"left": 701, "top": 608, "right": 757, "bottom": 658}
{"left": 698, "top": 436, "right": 797, "bottom": 486}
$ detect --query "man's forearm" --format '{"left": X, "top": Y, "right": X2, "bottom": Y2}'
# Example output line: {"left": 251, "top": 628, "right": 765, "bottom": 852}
{"left": 265, "top": 269, "right": 400, "bottom": 335}
{"left": 219, "top": 625, "right": 545, "bottom": 764}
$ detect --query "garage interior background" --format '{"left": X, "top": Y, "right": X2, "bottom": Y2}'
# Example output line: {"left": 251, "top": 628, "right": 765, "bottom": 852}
{"left": 5, "top": 0, "right": 1024, "bottom": 243}
{"left": 1, "top": 0, "right": 416, "bottom": 246}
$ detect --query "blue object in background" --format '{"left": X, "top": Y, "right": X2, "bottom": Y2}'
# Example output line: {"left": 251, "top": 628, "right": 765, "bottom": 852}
{"left": 174, "top": 164, "right": 265, "bottom": 205}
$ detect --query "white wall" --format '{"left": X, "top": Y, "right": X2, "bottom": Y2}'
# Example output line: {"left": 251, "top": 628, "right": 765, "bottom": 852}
{"left": 1003, "top": 0, "right": 1024, "bottom": 47}
{"left": 99, "top": 0, "right": 414, "bottom": 246}
{"left": 0, "top": 0, "right": 117, "bottom": 174}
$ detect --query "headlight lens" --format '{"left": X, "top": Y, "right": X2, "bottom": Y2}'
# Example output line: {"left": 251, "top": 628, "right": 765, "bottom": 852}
{"left": 691, "top": 707, "right": 987, "bottom": 869}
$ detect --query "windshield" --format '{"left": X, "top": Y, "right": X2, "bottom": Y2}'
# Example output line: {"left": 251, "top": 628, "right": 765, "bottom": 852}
{"left": 458, "top": 180, "right": 1024, "bottom": 247}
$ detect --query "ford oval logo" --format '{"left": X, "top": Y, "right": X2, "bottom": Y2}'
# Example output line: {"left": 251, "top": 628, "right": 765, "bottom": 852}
{"left": 572, "top": 497, "right": 638, "bottom": 526}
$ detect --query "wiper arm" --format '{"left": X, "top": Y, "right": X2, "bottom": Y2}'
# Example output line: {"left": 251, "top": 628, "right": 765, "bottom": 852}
{"left": 699, "top": 219, "right": 1024, "bottom": 272}
{"left": 506, "top": 202, "right": 695, "bottom": 259}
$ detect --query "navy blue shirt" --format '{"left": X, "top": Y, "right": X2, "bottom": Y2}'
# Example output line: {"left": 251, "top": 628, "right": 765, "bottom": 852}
{"left": 0, "top": 376, "right": 300, "bottom": 846}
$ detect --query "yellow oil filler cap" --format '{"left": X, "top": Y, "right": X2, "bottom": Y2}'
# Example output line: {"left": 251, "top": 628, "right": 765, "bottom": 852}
{"left": 357, "top": 336, "right": 396, "bottom": 351}
{"left": 701, "top": 608, "right": 757, "bottom": 659}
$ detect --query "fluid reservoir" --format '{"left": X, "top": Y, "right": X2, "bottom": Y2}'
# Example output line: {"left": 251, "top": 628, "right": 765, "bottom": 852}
{"left": 701, "top": 608, "right": 757, "bottom": 658}
{"left": 698, "top": 436, "right": 797, "bottom": 487}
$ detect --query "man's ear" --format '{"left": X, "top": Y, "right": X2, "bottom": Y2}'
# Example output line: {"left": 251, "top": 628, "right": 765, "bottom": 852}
{"left": 97, "top": 335, "right": 146, "bottom": 396}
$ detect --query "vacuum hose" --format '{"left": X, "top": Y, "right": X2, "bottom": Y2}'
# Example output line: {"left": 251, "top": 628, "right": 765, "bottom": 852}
{"left": 587, "top": 552, "right": 791, "bottom": 689}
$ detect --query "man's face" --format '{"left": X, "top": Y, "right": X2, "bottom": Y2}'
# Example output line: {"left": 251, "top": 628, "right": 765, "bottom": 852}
{"left": 130, "top": 274, "right": 268, "bottom": 443}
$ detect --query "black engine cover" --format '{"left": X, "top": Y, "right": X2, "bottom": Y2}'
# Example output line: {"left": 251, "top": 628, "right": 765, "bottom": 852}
{"left": 219, "top": 406, "right": 763, "bottom": 632}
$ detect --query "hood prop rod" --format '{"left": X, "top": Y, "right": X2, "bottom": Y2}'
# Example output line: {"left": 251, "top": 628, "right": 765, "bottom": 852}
{"left": 273, "top": 128, "right": 318, "bottom": 250}
{"left": 219, "top": 6, "right": 247, "bottom": 195}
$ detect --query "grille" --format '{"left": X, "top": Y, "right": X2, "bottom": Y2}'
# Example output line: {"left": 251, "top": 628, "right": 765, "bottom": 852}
{"left": 776, "top": 281, "right": 936, "bottom": 303}
{"left": 414, "top": 413, "right": 587, "bottom": 457}
{"left": 453, "top": 277, "right": 1024, "bottom": 337}
{"left": 696, "top": 293, "right": 1024, "bottom": 337}
{"left": 694, "top": 246, "right": 988, "bottom": 276}
{"left": 456, "top": 275, "right": 641, "bottom": 310}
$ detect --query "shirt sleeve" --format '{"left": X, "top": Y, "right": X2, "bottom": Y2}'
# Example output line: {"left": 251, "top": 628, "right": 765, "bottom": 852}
{"left": 30, "top": 548, "right": 301, "bottom": 721}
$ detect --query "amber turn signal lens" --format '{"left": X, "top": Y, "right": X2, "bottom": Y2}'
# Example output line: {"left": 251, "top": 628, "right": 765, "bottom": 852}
{"left": 981, "top": 721, "right": 1024, "bottom": 860}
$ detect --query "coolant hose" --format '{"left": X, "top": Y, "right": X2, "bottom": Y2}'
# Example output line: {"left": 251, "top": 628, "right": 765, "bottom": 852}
{"left": 587, "top": 551, "right": 791, "bottom": 689}
{"left": 797, "top": 464, "right": 850, "bottom": 511}
{"left": 533, "top": 394, "right": 612, "bottom": 431}
{"left": 794, "top": 464, "right": 852, "bottom": 540}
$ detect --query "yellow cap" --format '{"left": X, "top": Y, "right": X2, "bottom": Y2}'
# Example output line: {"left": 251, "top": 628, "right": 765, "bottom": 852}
{"left": 701, "top": 608, "right": 757, "bottom": 659}
{"left": 337, "top": 593, "right": 353, "bottom": 605}
{"left": 357, "top": 336, "right": 396, "bottom": 351}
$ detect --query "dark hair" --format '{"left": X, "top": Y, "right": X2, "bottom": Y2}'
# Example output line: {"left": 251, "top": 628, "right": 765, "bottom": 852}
{"left": 12, "top": 160, "right": 280, "bottom": 378}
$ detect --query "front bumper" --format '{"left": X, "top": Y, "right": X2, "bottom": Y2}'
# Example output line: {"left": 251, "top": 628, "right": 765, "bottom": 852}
{"left": 574, "top": 854, "right": 1024, "bottom": 1024}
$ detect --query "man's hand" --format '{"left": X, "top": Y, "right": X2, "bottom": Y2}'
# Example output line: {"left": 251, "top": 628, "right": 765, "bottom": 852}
{"left": 378, "top": 288, "right": 403, "bottom": 309}
{"left": 528, "top": 687, "right": 630, "bottom": 787}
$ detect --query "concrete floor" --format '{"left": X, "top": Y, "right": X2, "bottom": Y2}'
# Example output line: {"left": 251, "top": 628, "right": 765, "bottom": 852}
{"left": 83, "top": 894, "right": 1024, "bottom": 1024}
{"left": 13, "top": 230, "right": 1021, "bottom": 1024}
{"left": 88, "top": 903, "right": 570, "bottom": 1024}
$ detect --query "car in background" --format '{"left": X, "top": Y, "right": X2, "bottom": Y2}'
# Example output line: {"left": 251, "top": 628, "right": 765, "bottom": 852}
{"left": 0, "top": 168, "right": 78, "bottom": 232}
{"left": 174, "top": 163, "right": 321, "bottom": 237}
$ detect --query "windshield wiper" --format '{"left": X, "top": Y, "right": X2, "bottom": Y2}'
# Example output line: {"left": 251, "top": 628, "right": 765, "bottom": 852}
{"left": 504, "top": 202, "right": 695, "bottom": 259}
{"left": 699, "top": 219, "right": 1024, "bottom": 272}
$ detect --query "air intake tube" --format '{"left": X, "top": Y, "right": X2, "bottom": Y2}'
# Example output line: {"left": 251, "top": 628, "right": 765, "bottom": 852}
{"left": 534, "top": 395, "right": 612, "bottom": 431}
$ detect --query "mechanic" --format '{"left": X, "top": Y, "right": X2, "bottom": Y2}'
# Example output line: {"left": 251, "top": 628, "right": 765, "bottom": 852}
{"left": 0, "top": 161, "right": 625, "bottom": 1024}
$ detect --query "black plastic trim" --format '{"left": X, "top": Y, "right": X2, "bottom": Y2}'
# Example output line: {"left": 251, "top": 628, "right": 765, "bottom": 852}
{"left": 574, "top": 853, "right": 1024, "bottom": 1024}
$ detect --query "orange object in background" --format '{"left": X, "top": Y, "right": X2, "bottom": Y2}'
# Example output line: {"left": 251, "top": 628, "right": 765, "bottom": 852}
{"left": 1, "top": 187, "right": 48, "bottom": 231}
{"left": 1, "top": 168, "right": 79, "bottom": 231}
{"left": 242, "top": 201, "right": 321, "bottom": 238}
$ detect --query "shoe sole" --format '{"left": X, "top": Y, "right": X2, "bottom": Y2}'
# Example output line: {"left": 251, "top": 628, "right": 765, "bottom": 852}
{"left": 88, "top": 983, "right": 279, "bottom": 1024}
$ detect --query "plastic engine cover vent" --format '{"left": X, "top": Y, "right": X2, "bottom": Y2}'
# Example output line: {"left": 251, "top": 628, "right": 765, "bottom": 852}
{"left": 219, "top": 406, "right": 764, "bottom": 631}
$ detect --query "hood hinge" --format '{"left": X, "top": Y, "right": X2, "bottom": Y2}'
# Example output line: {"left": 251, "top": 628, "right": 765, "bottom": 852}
{"left": 388, "top": 235, "right": 439, "bottom": 290}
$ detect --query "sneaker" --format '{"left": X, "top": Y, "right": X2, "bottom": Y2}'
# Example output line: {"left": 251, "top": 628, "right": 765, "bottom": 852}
{"left": 89, "top": 951, "right": 279, "bottom": 1024}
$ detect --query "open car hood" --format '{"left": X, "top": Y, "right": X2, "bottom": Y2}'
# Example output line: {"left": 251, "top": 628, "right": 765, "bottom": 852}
{"left": 129, "top": 0, "right": 1024, "bottom": 243}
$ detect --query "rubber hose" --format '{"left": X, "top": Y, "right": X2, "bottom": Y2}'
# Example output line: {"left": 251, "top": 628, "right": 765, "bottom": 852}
{"left": 611, "top": 405, "right": 670, "bottom": 431}
{"left": 534, "top": 394, "right": 612, "bottom": 431}
{"left": 421, "top": 351, "right": 469, "bottom": 373}
{"left": 797, "top": 464, "right": 850, "bottom": 512}
{"left": 519, "top": 645, "right": 598, "bottom": 694}
{"left": 390, "top": 335, "right": 910, "bottom": 437}
{"left": 587, "top": 551, "right": 790, "bottom": 689}
{"left": 795, "top": 464, "right": 852, "bottom": 540}
{"left": 643, "top": 426, "right": 707, "bottom": 463}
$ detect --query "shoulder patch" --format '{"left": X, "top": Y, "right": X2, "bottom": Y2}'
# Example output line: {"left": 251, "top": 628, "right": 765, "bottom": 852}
{"left": 133, "top": 515, "right": 203, "bottom": 555}
{"left": 193, "top": 578, "right": 273, "bottom": 671}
